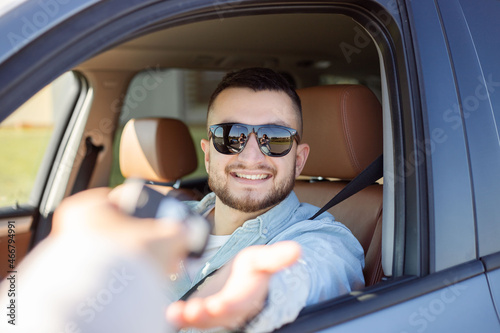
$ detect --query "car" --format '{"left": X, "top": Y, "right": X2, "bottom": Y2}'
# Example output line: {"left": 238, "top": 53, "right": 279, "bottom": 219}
{"left": 0, "top": 0, "right": 499, "bottom": 331}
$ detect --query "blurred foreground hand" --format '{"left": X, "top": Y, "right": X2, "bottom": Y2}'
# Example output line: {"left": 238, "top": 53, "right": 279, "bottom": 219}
{"left": 1, "top": 187, "right": 300, "bottom": 333}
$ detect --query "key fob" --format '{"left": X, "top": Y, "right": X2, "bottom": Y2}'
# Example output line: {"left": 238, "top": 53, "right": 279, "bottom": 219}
{"left": 119, "top": 179, "right": 211, "bottom": 257}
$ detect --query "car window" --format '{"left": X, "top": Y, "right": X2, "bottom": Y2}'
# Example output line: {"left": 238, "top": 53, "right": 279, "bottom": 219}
{"left": 2, "top": 1, "right": 500, "bottom": 331}
{"left": 109, "top": 68, "right": 226, "bottom": 188}
{"left": 0, "top": 72, "right": 79, "bottom": 207}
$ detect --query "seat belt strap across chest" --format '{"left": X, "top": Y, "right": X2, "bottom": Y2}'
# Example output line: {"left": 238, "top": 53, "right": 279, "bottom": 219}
{"left": 179, "top": 269, "right": 218, "bottom": 301}
{"left": 309, "top": 154, "right": 383, "bottom": 220}
{"left": 180, "top": 154, "right": 383, "bottom": 300}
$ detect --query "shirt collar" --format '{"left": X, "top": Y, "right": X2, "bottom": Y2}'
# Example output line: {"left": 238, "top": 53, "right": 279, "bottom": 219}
{"left": 253, "top": 191, "right": 301, "bottom": 237}
{"left": 192, "top": 191, "right": 302, "bottom": 238}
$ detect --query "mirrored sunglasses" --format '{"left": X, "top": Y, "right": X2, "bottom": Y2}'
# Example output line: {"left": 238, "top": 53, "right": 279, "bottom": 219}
{"left": 208, "top": 123, "right": 300, "bottom": 157}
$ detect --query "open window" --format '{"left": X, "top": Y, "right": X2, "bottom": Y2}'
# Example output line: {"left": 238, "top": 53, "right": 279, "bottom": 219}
{"left": 82, "top": 6, "right": 407, "bottom": 301}
{"left": 0, "top": 72, "right": 81, "bottom": 278}
{"left": 0, "top": 1, "right": 436, "bottom": 330}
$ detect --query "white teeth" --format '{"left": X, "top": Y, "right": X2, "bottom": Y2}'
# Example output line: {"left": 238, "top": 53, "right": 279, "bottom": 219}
{"left": 235, "top": 173, "right": 269, "bottom": 180}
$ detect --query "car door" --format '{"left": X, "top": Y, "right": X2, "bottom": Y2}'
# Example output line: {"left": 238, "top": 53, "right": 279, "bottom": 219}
{"left": 1, "top": 0, "right": 499, "bottom": 332}
{"left": 0, "top": 0, "right": 105, "bottom": 280}
{"left": 0, "top": 72, "right": 87, "bottom": 279}
{"left": 279, "top": 0, "right": 500, "bottom": 331}
{"left": 436, "top": 0, "right": 500, "bottom": 321}
{"left": 0, "top": 0, "right": 155, "bottom": 280}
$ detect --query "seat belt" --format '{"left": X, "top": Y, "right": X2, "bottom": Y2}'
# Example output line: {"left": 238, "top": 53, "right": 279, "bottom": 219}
{"left": 309, "top": 154, "right": 383, "bottom": 220}
{"left": 70, "top": 137, "right": 104, "bottom": 195}
{"left": 179, "top": 154, "right": 383, "bottom": 300}
{"left": 179, "top": 269, "right": 218, "bottom": 301}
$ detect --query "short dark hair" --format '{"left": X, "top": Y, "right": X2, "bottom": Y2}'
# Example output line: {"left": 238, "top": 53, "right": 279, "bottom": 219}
{"left": 207, "top": 68, "right": 303, "bottom": 133}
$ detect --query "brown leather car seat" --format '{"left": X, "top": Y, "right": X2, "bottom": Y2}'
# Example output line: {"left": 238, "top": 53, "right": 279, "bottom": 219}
{"left": 119, "top": 117, "right": 201, "bottom": 199}
{"left": 295, "top": 85, "right": 384, "bottom": 286}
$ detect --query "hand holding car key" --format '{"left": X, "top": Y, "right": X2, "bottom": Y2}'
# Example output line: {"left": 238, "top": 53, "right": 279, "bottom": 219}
{"left": 118, "top": 179, "right": 211, "bottom": 257}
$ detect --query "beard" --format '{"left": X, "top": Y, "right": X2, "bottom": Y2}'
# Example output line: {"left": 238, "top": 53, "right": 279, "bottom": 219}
{"left": 208, "top": 163, "right": 295, "bottom": 213}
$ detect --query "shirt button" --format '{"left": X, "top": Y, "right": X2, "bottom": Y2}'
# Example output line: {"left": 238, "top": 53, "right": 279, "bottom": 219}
{"left": 170, "top": 274, "right": 177, "bottom": 281}
{"left": 262, "top": 228, "right": 268, "bottom": 234}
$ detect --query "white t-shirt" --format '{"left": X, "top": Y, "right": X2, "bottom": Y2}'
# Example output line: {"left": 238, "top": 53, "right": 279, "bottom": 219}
{"left": 184, "top": 234, "right": 231, "bottom": 281}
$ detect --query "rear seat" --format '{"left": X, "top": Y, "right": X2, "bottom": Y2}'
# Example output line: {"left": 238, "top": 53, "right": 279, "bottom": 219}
{"left": 119, "top": 117, "right": 202, "bottom": 200}
{"left": 295, "top": 85, "right": 384, "bottom": 286}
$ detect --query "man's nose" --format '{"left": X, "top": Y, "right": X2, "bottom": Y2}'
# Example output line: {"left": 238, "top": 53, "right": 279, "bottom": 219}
{"left": 238, "top": 133, "right": 265, "bottom": 162}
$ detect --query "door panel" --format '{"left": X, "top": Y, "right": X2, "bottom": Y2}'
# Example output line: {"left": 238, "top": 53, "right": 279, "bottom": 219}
{"left": 320, "top": 274, "right": 499, "bottom": 332}
{"left": 406, "top": 0, "right": 476, "bottom": 272}
{"left": 486, "top": 269, "right": 500, "bottom": 321}
{"left": 483, "top": 253, "right": 500, "bottom": 321}
{"left": 437, "top": 0, "right": 500, "bottom": 258}
{"left": 0, "top": 72, "right": 81, "bottom": 274}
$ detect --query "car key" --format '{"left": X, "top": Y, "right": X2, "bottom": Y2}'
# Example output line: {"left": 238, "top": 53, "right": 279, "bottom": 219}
{"left": 118, "top": 179, "right": 211, "bottom": 257}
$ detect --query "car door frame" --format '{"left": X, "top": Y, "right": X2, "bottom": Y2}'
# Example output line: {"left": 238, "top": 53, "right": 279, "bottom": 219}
{"left": 1, "top": 0, "right": 498, "bottom": 331}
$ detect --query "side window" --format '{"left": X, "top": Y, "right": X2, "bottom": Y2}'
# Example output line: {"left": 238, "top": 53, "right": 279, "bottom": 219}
{"left": 0, "top": 72, "right": 79, "bottom": 208}
{"left": 109, "top": 69, "right": 226, "bottom": 187}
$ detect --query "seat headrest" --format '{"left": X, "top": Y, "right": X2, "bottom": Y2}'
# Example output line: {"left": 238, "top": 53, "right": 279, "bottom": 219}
{"left": 119, "top": 118, "right": 198, "bottom": 182}
{"left": 297, "top": 85, "right": 383, "bottom": 180}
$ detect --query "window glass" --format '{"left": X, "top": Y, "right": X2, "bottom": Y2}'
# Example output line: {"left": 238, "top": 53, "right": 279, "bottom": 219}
{"left": 109, "top": 69, "right": 226, "bottom": 187}
{"left": 0, "top": 72, "right": 79, "bottom": 207}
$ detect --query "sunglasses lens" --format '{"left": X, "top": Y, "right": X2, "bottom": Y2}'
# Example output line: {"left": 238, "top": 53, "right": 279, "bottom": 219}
{"left": 258, "top": 127, "right": 293, "bottom": 156}
{"left": 211, "top": 123, "right": 295, "bottom": 156}
{"left": 212, "top": 124, "right": 248, "bottom": 154}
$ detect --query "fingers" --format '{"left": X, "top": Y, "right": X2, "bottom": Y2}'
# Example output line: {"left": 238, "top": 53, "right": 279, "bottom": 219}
{"left": 233, "top": 241, "right": 301, "bottom": 274}
{"left": 166, "top": 241, "right": 302, "bottom": 330}
{"left": 54, "top": 187, "right": 147, "bottom": 233}
{"left": 207, "top": 241, "right": 301, "bottom": 312}
{"left": 53, "top": 187, "right": 184, "bottom": 239}
{"left": 52, "top": 187, "right": 114, "bottom": 235}
{"left": 52, "top": 187, "right": 189, "bottom": 272}
{"left": 166, "top": 298, "right": 247, "bottom": 330}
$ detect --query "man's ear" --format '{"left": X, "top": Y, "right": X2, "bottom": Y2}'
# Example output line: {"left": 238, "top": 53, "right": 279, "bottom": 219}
{"left": 294, "top": 143, "right": 310, "bottom": 177}
{"left": 201, "top": 139, "right": 210, "bottom": 173}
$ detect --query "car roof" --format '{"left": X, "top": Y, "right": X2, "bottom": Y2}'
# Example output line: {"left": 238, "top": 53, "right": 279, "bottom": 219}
{"left": 77, "top": 12, "right": 379, "bottom": 80}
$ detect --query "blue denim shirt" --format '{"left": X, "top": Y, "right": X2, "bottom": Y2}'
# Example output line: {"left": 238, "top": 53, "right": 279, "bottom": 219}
{"left": 167, "top": 191, "right": 365, "bottom": 332}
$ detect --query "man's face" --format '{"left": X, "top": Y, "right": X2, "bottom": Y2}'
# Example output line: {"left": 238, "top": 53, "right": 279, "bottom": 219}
{"left": 201, "top": 88, "right": 309, "bottom": 213}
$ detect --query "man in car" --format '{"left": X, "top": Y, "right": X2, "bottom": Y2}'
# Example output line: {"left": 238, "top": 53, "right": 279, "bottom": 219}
{"left": 0, "top": 68, "right": 364, "bottom": 333}
{"left": 167, "top": 67, "right": 365, "bottom": 332}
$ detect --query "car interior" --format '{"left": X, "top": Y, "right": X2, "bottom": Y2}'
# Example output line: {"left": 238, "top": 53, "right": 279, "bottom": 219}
{"left": 2, "top": 8, "right": 406, "bottom": 322}
{"left": 118, "top": 117, "right": 203, "bottom": 200}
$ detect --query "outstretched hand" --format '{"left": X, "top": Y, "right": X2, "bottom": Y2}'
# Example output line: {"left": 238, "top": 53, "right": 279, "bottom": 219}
{"left": 166, "top": 241, "right": 301, "bottom": 330}
{"left": 52, "top": 188, "right": 301, "bottom": 330}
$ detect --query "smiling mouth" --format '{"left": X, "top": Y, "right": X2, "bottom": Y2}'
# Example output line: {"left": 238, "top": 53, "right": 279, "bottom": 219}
{"left": 234, "top": 172, "right": 271, "bottom": 180}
